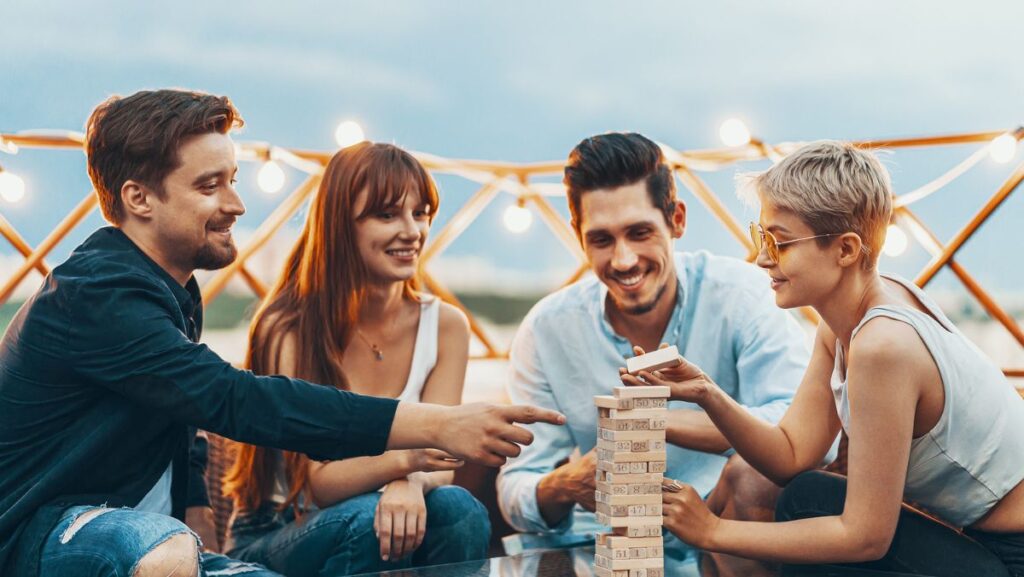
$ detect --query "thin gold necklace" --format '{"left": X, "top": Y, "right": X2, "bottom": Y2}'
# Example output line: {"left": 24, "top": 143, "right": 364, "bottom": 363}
{"left": 354, "top": 328, "right": 384, "bottom": 361}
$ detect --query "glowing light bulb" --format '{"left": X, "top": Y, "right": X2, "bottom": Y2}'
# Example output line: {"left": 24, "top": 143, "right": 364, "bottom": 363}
{"left": 0, "top": 170, "right": 25, "bottom": 203}
{"left": 719, "top": 118, "right": 751, "bottom": 147}
{"left": 257, "top": 160, "right": 286, "bottom": 194}
{"left": 989, "top": 133, "right": 1018, "bottom": 163}
{"left": 503, "top": 203, "right": 533, "bottom": 234}
{"left": 334, "top": 121, "right": 365, "bottom": 148}
{"left": 883, "top": 224, "right": 908, "bottom": 257}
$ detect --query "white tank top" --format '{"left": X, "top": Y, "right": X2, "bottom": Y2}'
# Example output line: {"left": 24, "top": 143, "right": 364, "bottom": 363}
{"left": 831, "top": 274, "right": 1024, "bottom": 527}
{"left": 395, "top": 297, "right": 441, "bottom": 403}
{"left": 264, "top": 297, "right": 441, "bottom": 505}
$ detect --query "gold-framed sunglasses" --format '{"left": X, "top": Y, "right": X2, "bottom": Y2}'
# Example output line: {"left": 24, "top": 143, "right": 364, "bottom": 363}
{"left": 749, "top": 222, "right": 840, "bottom": 264}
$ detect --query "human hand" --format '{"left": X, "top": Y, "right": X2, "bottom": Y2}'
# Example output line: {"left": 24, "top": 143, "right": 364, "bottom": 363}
{"left": 375, "top": 479, "right": 428, "bottom": 562}
{"left": 434, "top": 403, "right": 566, "bottom": 467}
{"left": 541, "top": 449, "right": 599, "bottom": 512}
{"left": 662, "top": 477, "right": 721, "bottom": 550}
{"left": 619, "top": 344, "right": 717, "bottom": 404}
{"left": 401, "top": 448, "right": 464, "bottom": 474}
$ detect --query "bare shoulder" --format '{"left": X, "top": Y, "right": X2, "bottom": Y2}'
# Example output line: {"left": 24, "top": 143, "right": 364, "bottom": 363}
{"left": 437, "top": 300, "right": 470, "bottom": 338}
{"left": 849, "top": 316, "right": 931, "bottom": 380}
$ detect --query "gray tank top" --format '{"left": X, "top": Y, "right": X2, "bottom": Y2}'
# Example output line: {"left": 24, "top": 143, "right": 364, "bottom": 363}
{"left": 831, "top": 274, "right": 1024, "bottom": 527}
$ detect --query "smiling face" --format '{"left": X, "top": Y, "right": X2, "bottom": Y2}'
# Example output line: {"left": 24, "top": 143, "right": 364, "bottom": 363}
{"left": 579, "top": 180, "right": 685, "bottom": 316}
{"left": 353, "top": 186, "right": 432, "bottom": 285}
{"left": 147, "top": 132, "right": 244, "bottom": 277}
{"left": 755, "top": 199, "right": 843, "bottom": 309}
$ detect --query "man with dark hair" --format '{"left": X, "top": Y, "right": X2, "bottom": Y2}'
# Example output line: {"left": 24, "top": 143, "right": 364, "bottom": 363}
{"left": 497, "top": 132, "right": 811, "bottom": 556}
{"left": 0, "top": 89, "right": 564, "bottom": 577}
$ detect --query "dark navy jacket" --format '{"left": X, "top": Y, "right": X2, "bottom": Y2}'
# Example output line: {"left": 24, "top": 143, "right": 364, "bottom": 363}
{"left": 0, "top": 227, "right": 399, "bottom": 574}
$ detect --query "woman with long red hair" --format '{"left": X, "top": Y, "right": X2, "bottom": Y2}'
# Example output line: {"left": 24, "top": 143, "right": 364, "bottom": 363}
{"left": 223, "top": 142, "right": 490, "bottom": 576}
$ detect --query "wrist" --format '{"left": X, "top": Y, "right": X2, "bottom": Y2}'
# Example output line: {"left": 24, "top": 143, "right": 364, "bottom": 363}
{"left": 537, "top": 469, "right": 574, "bottom": 506}
{"left": 390, "top": 402, "right": 445, "bottom": 450}
{"left": 697, "top": 379, "right": 726, "bottom": 411}
{"left": 702, "top": 515, "right": 725, "bottom": 551}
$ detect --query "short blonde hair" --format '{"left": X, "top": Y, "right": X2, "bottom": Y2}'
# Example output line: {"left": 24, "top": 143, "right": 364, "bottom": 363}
{"left": 752, "top": 141, "right": 893, "bottom": 270}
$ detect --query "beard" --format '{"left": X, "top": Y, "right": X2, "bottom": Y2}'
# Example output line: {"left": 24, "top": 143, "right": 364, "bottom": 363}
{"left": 613, "top": 280, "right": 669, "bottom": 316}
{"left": 192, "top": 237, "right": 238, "bottom": 271}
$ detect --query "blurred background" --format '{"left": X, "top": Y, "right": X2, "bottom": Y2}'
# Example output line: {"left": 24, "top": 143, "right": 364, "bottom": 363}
{"left": 1, "top": 0, "right": 1021, "bottom": 386}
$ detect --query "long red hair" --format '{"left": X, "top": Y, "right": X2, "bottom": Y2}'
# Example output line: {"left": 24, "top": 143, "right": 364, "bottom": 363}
{"left": 223, "top": 142, "right": 440, "bottom": 514}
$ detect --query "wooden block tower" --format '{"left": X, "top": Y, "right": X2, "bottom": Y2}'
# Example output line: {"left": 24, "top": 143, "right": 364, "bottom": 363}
{"left": 593, "top": 383, "right": 670, "bottom": 577}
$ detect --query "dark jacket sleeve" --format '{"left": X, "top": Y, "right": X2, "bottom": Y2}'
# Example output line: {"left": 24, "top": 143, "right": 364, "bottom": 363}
{"left": 67, "top": 271, "right": 399, "bottom": 461}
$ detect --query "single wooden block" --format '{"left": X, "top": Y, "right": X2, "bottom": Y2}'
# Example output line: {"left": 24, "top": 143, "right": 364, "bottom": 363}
{"left": 628, "top": 482, "right": 662, "bottom": 495}
{"left": 641, "top": 568, "right": 665, "bottom": 577}
{"left": 628, "top": 461, "right": 648, "bottom": 474}
{"left": 596, "top": 481, "right": 629, "bottom": 496}
{"left": 592, "top": 567, "right": 629, "bottom": 577}
{"left": 625, "top": 346, "right": 681, "bottom": 374}
{"left": 614, "top": 525, "right": 663, "bottom": 537}
{"left": 613, "top": 386, "right": 670, "bottom": 399}
{"left": 648, "top": 418, "right": 667, "bottom": 430}
{"left": 596, "top": 449, "right": 667, "bottom": 463}
{"left": 598, "top": 418, "right": 651, "bottom": 431}
{"left": 597, "top": 534, "right": 663, "bottom": 549}
{"left": 632, "top": 397, "right": 667, "bottom": 409}
{"left": 595, "top": 395, "right": 634, "bottom": 410}
{"left": 597, "top": 460, "right": 633, "bottom": 474}
{"left": 599, "top": 428, "right": 665, "bottom": 441}
{"left": 607, "top": 407, "right": 667, "bottom": 418}
{"left": 597, "top": 438, "right": 635, "bottom": 452}
{"left": 644, "top": 504, "right": 663, "bottom": 516}
{"left": 595, "top": 491, "right": 661, "bottom": 505}
{"left": 648, "top": 461, "right": 667, "bottom": 474}
{"left": 626, "top": 439, "right": 666, "bottom": 452}
{"left": 596, "top": 512, "right": 663, "bottom": 527}
{"left": 602, "top": 471, "right": 663, "bottom": 484}
{"left": 594, "top": 554, "right": 663, "bottom": 570}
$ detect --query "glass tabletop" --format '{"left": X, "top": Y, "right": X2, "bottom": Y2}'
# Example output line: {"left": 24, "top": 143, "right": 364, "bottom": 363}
{"left": 348, "top": 545, "right": 925, "bottom": 577}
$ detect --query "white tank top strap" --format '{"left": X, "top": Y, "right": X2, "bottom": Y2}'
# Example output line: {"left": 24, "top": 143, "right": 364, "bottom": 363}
{"left": 396, "top": 297, "right": 440, "bottom": 403}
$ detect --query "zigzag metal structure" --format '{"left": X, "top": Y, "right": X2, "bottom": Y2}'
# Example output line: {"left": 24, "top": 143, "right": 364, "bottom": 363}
{"left": 0, "top": 129, "right": 1021, "bottom": 378}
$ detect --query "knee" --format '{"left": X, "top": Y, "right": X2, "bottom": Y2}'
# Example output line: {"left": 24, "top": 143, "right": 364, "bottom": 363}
{"left": 133, "top": 532, "right": 199, "bottom": 577}
{"left": 775, "top": 470, "right": 845, "bottom": 522}
{"left": 714, "top": 456, "right": 781, "bottom": 521}
{"left": 425, "top": 486, "right": 490, "bottom": 535}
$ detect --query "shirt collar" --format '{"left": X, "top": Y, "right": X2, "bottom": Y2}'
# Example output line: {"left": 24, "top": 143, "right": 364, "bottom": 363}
{"left": 105, "top": 227, "right": 203, "bottom": 320}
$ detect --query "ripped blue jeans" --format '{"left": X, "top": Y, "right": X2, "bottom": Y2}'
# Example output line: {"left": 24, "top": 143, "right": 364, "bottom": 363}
{"left": 226, "top": 486, "right": 491, "bottom": 577}
{"left": 14, "top": 505, "right": 280, "bottom": 577}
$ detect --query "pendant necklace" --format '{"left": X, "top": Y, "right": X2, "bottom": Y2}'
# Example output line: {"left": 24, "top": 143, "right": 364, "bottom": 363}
{"left": 355, "top": 328, "right": 384, "bottom": 361}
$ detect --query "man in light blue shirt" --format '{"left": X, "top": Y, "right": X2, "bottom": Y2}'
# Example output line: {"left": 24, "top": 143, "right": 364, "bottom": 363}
{"left": 497, "top": 133, "right": 810, "bottom": 552}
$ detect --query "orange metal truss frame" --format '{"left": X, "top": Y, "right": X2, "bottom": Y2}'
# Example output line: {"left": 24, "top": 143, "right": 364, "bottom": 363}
{"left": 0, "top": 129, "right": 1020, "bottom": 377}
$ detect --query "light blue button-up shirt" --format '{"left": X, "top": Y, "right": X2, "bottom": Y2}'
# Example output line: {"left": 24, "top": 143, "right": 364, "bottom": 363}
{"left": 497, "top": 251, "right": 810, "bottom": 541}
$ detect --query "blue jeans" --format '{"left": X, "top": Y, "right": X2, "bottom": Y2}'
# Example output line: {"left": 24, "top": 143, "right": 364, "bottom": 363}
{"left": 227, "top": 485, "right": 491, "bottom": 577}
{"left": 11, "top": 504, "right": 280, "bottom": 576}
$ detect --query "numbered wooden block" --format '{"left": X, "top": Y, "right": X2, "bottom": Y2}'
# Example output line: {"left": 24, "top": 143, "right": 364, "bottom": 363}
{"left": 596, "top": 512, "right": 663, "bottom": 527}
{"left": 614, "top": 525, "right": 663, "bottom": 538}
{"left": 597, "top": 534, "right": 663, "bottom": 549}
{"left": 648, "top": 461, "right": 667, "bottom": 474}
{"left": 594, "top": 554, "right": 663, "bottom": 571}
{"left": 613, "top": 386, "right": 671, "bottom": 399}
{"left": 603, "top": 471, "right": 662, "bottom": 484}
{"left": 625, "top": 346, "right": 681, "bottom": 374}
{"left": 632, "top": 397, "right": 668, "bottom": 409}
{"left": 595, "top": 491, "right": 661, "bottom": 505}
{"left": 599, "top": 428, "right": 665, "bottom": 441}
{"left": 595, "top": 395, "right": 635, "bottom": 410}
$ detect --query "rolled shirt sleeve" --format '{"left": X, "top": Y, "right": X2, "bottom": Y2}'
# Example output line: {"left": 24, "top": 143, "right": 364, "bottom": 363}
{"left": 497, "top": 314, "right": 576, "bottom": 534}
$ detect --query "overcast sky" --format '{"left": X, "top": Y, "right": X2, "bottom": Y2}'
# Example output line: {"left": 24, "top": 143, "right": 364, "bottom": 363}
{"left": 1, "top": 0, "right": 1022, "bottom": 297}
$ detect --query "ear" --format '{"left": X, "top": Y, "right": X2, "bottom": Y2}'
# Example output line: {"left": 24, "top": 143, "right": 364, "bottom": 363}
{"left": 670, "top": 200, "right": 686, "bottom": 239}
{"left": 836, "top": 232, "right": 863, "bottom": 268}
{"left": 121, "top": 179, "right": 156, "bottom": 220}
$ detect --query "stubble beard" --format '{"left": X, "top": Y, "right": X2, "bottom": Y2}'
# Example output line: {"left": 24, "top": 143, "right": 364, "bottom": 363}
{"left": 193, "top": 238, "right": 238, "bottom": 271}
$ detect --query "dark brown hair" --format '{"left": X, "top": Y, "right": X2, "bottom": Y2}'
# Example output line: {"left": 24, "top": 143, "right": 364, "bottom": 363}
{"left": 223, "top": 142, "right": 440, "bottom": 514}
{"left": 563, "top": 132, "right": 676, "bottom": 236}
{"left": 85, "top": 89, "right": 243, "bottom": 224}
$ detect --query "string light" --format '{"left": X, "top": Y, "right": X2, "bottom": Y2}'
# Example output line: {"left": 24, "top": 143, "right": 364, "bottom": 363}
{"left": 0, "top": 165, "right": 25, "bottom": 203}
{"left": 989, "top": 133, "right": 1018, "bottom": 163}
{"left": 883, "top": 224, "right": 908, "bottom": 257}
{"left": 503, "top": 199, "right": 533, "bottom": 233}
{"left": 334, "top": 121, "right": 365, "bottom": 149}
{"left": 256, "top": 160, "right": 286, "bottom": 194}
{"left": 719, "top": 118, "right": 752, "bottom": 147}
